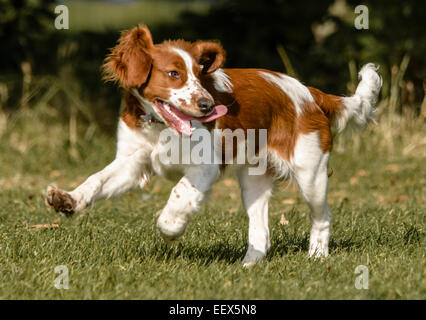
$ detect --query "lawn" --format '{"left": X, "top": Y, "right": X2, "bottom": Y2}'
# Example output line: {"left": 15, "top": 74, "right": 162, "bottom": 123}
{"left": 0, "top": 103, "right": 424, "bottom": 299}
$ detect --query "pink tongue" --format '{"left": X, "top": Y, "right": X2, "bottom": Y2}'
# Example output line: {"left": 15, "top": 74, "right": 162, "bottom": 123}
{"left": 177, "top": 105, "right": 228, "bottom": 122}
{"left": 159, "top": 104, "right": 228, "bottom": 136}
{"left": 197, "top": 105, "right": 228, "bottom": 122}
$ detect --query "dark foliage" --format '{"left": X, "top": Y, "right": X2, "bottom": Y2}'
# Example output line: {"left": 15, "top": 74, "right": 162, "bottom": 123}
{"left": 0, "top": 0, "right": 424, "bottom": 131}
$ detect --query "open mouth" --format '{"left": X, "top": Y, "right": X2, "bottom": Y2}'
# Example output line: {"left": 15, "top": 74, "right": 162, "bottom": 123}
{"left": 154, "top": 99, "right": 228, "bottom": 136}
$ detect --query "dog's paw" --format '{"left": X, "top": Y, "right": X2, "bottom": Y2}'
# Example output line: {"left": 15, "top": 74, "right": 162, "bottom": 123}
{"left": 242, "top": 249, "right": 265, "bottom": 268}
{"left": 46, "top": 185, "right": 76, "bottom": 216}
{"left": 156, "top": 211, "right": 188, "bottom": 241}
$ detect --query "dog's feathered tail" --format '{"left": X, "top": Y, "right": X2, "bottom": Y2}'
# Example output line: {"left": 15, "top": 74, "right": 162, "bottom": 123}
{"left": 309, "top": 63, "right": 383, "bottom": 132}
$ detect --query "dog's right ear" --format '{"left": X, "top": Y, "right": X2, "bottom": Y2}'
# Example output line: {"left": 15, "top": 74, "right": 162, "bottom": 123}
{"left": 191, "top": 41, "right": 226, "bottom": 74}
{"left": 102, "top": 25, "right": 153, "bottom": 88}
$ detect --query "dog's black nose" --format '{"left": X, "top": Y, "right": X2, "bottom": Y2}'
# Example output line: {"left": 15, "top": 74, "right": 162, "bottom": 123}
{"left": 197, "top": 98, "right": 214, "bottom": 114}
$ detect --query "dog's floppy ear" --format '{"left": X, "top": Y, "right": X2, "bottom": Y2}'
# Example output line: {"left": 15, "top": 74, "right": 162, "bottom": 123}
{"left": 103, "top": 25, "right": 153, "bottom": 88}
{"left": 191, "top": 41, "right": 226, "bottom": 74}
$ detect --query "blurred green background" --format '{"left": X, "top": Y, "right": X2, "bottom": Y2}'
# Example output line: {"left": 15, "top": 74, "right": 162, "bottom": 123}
{"left": 1, "top": 0, "right": 424, "bottom": 132}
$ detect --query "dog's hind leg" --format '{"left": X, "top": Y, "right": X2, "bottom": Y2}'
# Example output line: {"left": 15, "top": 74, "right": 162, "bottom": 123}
{"left": 292, "top": 132, "right": 332, "bottom": 258}
{"left": 237, "top": 166, "right": 273, "bottom": 267}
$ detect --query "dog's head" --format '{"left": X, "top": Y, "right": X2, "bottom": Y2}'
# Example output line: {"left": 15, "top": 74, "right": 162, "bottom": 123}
{"left": 103, "top": 25, "right": 228, "bottom": 136}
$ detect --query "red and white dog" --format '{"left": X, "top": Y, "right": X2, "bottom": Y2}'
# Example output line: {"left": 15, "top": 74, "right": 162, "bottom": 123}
{"left": 46, "top": 26, "right": 382, "bottom": 266}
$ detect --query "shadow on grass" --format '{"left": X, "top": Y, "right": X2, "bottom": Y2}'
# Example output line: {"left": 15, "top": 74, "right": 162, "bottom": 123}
{"left": 144, "top": 234, "right": 373, "bottom": 266}
{"left": 143, "top": 240, "right": 247, "bottom": 265}
{"left": 134, "top": 221, "right": 422, "bottom": 266}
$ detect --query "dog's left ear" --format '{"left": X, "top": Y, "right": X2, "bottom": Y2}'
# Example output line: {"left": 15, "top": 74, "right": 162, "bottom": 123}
{"left": 191, "top": 41, "right": 226, "bottom": 74}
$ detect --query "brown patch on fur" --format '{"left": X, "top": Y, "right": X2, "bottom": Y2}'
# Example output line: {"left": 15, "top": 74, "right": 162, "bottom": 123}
{"left": 162, "top": 39, "right": 194, "bottom": 54}
{"left": 297, "top": 102, "right": 333, "bottom": 153}
{"left": 202, "top": 69, "right": 333, "bottom": 170}
{"left": 203, "top": 69, "right": 295, "bottom": 160}
{"left": 308, "top": 86, "right": 344, "bottom": 124}
{"left": 121, "top": 90, "right": 146, "bottom": 129}
{"left": 146, "top": 44, "right": 190, "bottom": 89}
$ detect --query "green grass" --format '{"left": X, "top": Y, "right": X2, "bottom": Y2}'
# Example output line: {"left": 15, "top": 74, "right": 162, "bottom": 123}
{"left": 0, "top": 105, "right": 424, "bottom": 299}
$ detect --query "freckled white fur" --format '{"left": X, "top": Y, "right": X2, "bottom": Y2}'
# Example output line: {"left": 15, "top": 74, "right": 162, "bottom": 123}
{"left": 157, "top": 164, "right": 220, "bottom": 239}
{"left": 259, "top": 71, "right": 314, "bottom": 115}
{"left": 211, "top": 68, "right": 233, "bottom": 93}
{"left": 169, "top": 48, "right": 213, "bottom": 109}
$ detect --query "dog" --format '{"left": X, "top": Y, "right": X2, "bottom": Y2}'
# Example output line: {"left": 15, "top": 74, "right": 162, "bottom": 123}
{"left": 46, "top": 25, "right": 382, "bottom": 267}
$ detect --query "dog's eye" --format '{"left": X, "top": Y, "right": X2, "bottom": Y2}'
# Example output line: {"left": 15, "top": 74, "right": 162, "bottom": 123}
{"left": 167, "top": 70, "right": 180, "bottom": 79}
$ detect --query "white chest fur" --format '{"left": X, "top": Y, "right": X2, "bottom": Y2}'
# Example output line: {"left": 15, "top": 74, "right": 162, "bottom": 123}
{"left": 117, "top": 119, "right": 216, "bottom": 182}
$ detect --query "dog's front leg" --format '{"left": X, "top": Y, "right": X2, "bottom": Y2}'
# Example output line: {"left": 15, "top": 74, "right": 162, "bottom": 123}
{"left": 46, "top": 119, "right": 154, "bottom": 215}
{"left": 46, "top": 149, "right": 151, "bottom": 215}
{"left": 157, "top": 164, "right": 220, "bottom": 240}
